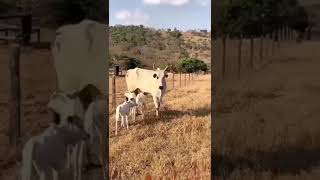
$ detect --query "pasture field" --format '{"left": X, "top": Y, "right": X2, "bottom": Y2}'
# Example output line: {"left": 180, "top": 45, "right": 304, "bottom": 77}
{"left": 213, "top": 41, "right": 320, "bottom": 179}
{"left": 109, "top": 75, "right": 211, "bottom": 179}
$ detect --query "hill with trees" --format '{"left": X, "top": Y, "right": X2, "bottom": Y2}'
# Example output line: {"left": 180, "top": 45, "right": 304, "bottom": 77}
{"left": 109, "top": 25, "right": 211, "bottom": 71}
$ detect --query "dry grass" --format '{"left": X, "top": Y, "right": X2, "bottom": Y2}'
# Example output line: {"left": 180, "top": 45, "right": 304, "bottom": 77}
{"left": 109, "top": 75, "right": 211, "bottom": 179}
{"left": 213, "top": 41, "right": 320, "bottom": 179}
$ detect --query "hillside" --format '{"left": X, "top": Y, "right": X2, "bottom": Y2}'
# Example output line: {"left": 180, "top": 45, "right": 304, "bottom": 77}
{"left": 109, "top": 25, "right": 211, "bottom": 69}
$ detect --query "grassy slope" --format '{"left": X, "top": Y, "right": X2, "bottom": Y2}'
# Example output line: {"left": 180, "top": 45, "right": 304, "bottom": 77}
{"left": 110, "top": 30, "right": 211, "bottom": 68}
{"left": 109, "top": 75, "right": 211, "bottom": 179}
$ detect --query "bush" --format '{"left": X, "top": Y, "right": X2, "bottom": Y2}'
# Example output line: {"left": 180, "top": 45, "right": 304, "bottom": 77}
{"left": 113, "top": 54, "right": 142, "bottom": 70}
{"left": 176, "top": 57, "right": 208, "bottom": 73}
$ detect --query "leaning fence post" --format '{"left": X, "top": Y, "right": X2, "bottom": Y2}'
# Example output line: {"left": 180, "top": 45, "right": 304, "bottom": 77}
{"left": 112, "top": 75, "right": 116, "bottom": 108}
{"left": 9, "top": 43, "right": 21, "bottom": 146}
{"left": 184, "top": 73, "right": 187, "bottom": 86}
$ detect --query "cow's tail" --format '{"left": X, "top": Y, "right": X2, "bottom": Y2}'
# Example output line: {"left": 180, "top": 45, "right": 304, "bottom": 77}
{"left": 21, "top": 137, "right": 36, "bottom": 180}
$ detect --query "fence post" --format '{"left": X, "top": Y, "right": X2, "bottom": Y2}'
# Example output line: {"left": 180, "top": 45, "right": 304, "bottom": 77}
{"left": 172, "top": 72, "right": 174, "bottom": 89}
{"left": 179, "top": 72, "right": 181, "bottom": 87}
{"left": 184, "top": 73, "right": 187, "bottom": 86}
{"left": 21, "top": 14, "right": 32, "bottom": 45}
{"left": 112, "top": 75, "right": 116, "bottom": 108}
{"left": 9, "top": 43, "right": 21, "bottom": 146}
{"left": 189, "top": 73, "right": 191, "bottom": 83}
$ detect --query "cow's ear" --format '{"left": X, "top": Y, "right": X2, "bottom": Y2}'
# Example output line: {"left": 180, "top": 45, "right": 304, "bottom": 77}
{"left": 153, "top": 74, "right": 157, "bottom": 78}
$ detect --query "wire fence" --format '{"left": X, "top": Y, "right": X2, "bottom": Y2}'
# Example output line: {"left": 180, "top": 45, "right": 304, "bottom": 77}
{"left": 109, "top": 71, "right": 205, "bottom": 109}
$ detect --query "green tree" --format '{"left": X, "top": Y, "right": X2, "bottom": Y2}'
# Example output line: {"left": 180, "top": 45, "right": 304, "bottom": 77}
{"left": 177, "top": 57, "right": 208, "bottom": 73}
{"left": 113, "top": 54, "right": 142, "bottom": 70}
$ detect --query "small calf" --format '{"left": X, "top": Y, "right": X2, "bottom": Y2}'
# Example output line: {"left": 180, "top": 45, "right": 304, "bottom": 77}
{"left": 115, "top": 98, "right": 137, "bottom": 135}
{"left": 124, "top": 92, "right": 147, "bottom": 121}
{"left": 133, "top": 92, "right": 146, "bottom": 121}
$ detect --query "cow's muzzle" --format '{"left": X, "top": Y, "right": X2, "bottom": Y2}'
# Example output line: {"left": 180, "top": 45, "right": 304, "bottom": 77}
{"left": 159, "top": 86, "right": 164, "bottom": 90}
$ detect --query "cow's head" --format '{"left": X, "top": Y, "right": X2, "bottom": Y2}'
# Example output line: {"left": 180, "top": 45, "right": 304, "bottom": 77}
{"left": 152, "top": 63, "right": 168, "bottom": 90}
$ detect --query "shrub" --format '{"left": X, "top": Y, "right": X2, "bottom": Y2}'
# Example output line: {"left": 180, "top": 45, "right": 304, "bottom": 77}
{"left": 176, "top": 57, "right": 208, "bottom": 73}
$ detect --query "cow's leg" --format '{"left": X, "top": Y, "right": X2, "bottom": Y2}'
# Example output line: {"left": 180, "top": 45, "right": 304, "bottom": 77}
{"left": 39, "top": 170, "right": 46, "bottom": 180}
{"left": 78, "top": 142, "right": 84, "bottom": 180}
{"left": 121, "top": 116, "right": 124, "bottom": 127}
{"left": 71, "top": 145, "right": 78, "bottom": 180}
{"left": 153, "top": 96, "right": 159, "bottom": 117}
{"left": 126, "top": 115, "right": 129, "bottom": 129}
{"left": 115, "top": 118, "right": 118, "bottom": 135}
{"left": 52, "top": 168, "right": 59, "bottom": 180}
{"left": 133, "top": 107, "right": 136, "bottom": 122}
{"left": 66, "top": 146, "right": 71, "bottom": 169}
{"left": 140, "top": 105, "right": 145, "bottom": 120}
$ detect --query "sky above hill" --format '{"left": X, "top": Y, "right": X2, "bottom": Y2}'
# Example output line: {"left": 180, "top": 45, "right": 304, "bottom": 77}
{"left": 109, "top": 0, "right": 211, "bottom": 31}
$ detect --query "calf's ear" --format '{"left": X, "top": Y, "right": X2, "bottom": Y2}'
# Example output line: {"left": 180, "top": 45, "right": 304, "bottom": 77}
{"left": 153, "top": 74, "right": 157, "bottom": 78}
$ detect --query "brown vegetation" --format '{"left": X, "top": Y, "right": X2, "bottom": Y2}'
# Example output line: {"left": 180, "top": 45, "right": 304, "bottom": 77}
{"left": 213, "top": 41, "right": 320, "bottom": 179}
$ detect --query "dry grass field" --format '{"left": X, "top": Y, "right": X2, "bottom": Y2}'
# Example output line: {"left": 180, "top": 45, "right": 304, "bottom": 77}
{"left": 109, "top": 75, "right": 211, "bottom": 179}
{"left": 213, "top": 40, "right": 320, "bottom": 179}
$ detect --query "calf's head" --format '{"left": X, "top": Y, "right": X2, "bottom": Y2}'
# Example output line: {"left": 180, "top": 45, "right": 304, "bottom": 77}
{"left": 48, "top": 92, "right": 89, "bottom": 144}
{"left": 124, "top": 91, "right": 136, "bottom": 102}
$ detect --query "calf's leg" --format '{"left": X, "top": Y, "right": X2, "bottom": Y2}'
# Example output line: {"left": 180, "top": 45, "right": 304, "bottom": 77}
{"left": 153, "top": 96, "right": 159, "bottom": 117}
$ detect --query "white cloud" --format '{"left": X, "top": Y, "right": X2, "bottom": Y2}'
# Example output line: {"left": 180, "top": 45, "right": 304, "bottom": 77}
{"left": 114, "top": 9, "right": 150, "bottom": 25}
{"left": 195, "top": 0, "right": 210, "bottom": 7}
{"left": 143, "top": 0, "right": 190, "bottom": 6}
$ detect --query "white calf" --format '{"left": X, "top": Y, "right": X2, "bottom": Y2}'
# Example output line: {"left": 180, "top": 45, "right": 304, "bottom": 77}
{"left": 115, "top": 99, "right": 137, "bottom": 135}
{"left": 134, "top": 92, "right": 146, "bottom": 120}
{"left": 21, "top": 111, "right": 89, "bottom": 180}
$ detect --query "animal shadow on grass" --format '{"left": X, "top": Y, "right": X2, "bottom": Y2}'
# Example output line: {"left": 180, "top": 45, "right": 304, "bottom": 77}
{"left": 143, "top": 106, "right": 211, "bottom": 126}
{"left": 213, "top": 147, "right": 320, "bottom": 179}
{"left": 110, "top": 106, "right": 211, "bottom": 137}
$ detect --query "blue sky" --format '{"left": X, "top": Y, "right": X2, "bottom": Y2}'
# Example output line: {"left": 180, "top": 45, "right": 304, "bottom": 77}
{"left": 109, "top": 0, "right": 211, "bottom": 31}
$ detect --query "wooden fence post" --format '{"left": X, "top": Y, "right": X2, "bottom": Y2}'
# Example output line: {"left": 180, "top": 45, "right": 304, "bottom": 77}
{"left": 184, "top": 73, "right": 186, "bottom": 86}
{"left": 189, "top": 73, "right": 190, "bottom": 83}
{"left": 179, "top": 72, "right": 181, "bottom": 87}
{"left": 112, "top": 75, "right": 116, "bottom": 108}
{"left": 172, "top": 72, "right": 175, "bottom": 89}
{"left": 222, "top": 36, "right": 226, "bottom": 79}
{"left": 9, "top": 43, "right": 21, "bottom": 146}
{"left": 21, "top": 14, "right": 32, "bottom": 45}
{"left": 250, "top": 37, "right": 254, "bottom": 70}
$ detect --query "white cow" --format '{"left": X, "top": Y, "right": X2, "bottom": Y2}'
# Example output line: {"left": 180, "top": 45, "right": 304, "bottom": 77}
{"left": 51, "top": 19, "right": 108, "bottom": 180}
{"left": 51, "top": 19, "right": 108, "bottom": 95}
{"left": 125, "top": 63, "right": 168, "bottom": 117}
{"left": 21, "top": 93, "right": 89, "bottom": 180}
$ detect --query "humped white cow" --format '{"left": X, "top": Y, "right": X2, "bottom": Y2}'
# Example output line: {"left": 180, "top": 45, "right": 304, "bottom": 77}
{"left": 125, "top": 63, "right": 168, "bottom": 117}
{"left": 50, "top": 19, "right": 108, "bottom": 180}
